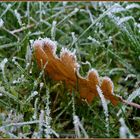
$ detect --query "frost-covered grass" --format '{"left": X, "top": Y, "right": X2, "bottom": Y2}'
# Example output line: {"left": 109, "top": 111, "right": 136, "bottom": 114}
{"left": 0, "top": 2, "right": 140, "bottom": 138}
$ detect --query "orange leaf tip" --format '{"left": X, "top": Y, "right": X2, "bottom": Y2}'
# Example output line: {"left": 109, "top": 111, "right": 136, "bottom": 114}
{"left": 87, "top": 68, "right": 99, "bottom": 84}
{"left": 101, "top": 77, "right": 114, "bottom": 94}
{"left": 33, "top": 38, "right": 57, "bottom": 56}
{"left": 60, "top": 47, "right": 79, "bottom": 70}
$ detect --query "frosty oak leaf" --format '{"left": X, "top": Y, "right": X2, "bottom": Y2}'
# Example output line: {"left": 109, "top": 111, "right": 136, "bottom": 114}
{"left": 33, "top": 38, "right": 140, "bottom": 108}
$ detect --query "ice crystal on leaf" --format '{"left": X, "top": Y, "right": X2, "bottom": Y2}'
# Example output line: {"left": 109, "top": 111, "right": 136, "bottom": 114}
{"left": 33, "top": 38, "right": 120, "bottom": 105}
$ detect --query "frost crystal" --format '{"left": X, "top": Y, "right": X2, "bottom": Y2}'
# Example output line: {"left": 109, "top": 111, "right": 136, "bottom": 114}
{"left": 60, "top": 47, "right": 76, "bottom": 60}
{"left": 0, "top": 58, "right": 8, "bottom": 83}
{"left": 0, "top": 18, "right": 4, "bottom": 27}
{"left": 119, "top": 118, "right": 134, "bottom": 138}
{"left": 97, "top": 85, "right": 109, "bottom": 136}
{"left": 43, "top": 38, "right": 57, "bottom": 55}
{"left": 109, "top": 4, "right": 126, "bottom": 13}
{"left": 32, "top": 91, "right": 38, "bottom": 96}
{"left": 126, "top": 3, "right": 140, "bottom": 10}
{"left": 88, "top": 36, "right": 100, "bottom": 45}
{"left": 73, "top": 115, "right": 89, "bottom": 138}
{"left": 26, "top": 43, "right": 32, "bottom": 64}
{"left": 13, "top": 74, "right": 26, "bottom": 84}
{"left": 40, "top": 82, "right": 44, "bottom": 90}
{"left": 117, "top": 88, "right": 140, "bottom": 117}
{"left": 38, "top": 110, "right": 44, "bottom": 138}
{"left": 14, "top": 10, "right": 22, "bottom": 26}
{"left": 51, "top": 21, "right": 57, "bottom": 40}
{"left": 118, "top": 16, "right": 134, "bottom": 25}
{"left": 0, "top": 58, "right": 8, "bottom": 70}
{"left": 72, "top": 90, "right": 88, "bottom": 138}
{"left": 127, "top": 88, "right": 140, "bottom": 102}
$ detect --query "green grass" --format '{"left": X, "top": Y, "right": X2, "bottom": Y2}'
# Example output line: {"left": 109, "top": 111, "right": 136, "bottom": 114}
{"left": 0, "top": 2, "right": 140, "bottom": 138}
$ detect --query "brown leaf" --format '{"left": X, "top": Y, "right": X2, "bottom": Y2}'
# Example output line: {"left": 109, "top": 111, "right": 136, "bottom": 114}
{"left": 33, "top": 38, "right": 120, "bottom": 105}
{"left": 100, "top": 77, "right": 120, "bottom": 105}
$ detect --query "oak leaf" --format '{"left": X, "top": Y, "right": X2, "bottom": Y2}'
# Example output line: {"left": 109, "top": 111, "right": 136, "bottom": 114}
{"left": 33, "top": 38, "right": 120, "bottom": 105}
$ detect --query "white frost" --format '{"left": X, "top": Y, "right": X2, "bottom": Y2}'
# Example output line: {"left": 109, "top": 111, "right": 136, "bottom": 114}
{"left": 109, "top": 4, "right": 126, "bottom": 13}
{"left": 127, "top": 87, "right": 140, "bottom": 102}
{"left": 0, "top": 19, "right": 4, "bottom": 28}
{"left": 126, "top": 3, "right": 140, "bottom": 10}
{"left": 73, "top": 115, "right": 89, "bottom": 138}
{"left": 118, "top": 16, "right": 134, "bottom": 25}
{"left": 0, "top": 58, "right": 8, "bottom": 69}
{"left": 119, "top": 118, "right": 134, "bottom": 138}
{"left": 96, "top": 85, "right": 109, "bottom": 136}
{"left": 14, "top": 10, "right": 22, "bottom": 26}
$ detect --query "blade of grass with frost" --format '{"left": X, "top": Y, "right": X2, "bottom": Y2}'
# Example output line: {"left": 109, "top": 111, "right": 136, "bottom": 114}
{"left": 0, "top": 58, "right": 8, "bottom": 83}
{"left": 0, "top": 120, "right": 39, "bottom": 130}
{"left": 38, "top": 110, "right": 44, "bottom": 138}
{"left": 107, "top": 13, "right": 140, "bottom": 53}
{"left": 39, "top": 2, "right": 42, "bottom": 21}
{"left": 72, "top": 91, "right": 88, "bottom": 138}
{"left": 26, "top": 2, "right": 30, "bottom": 24}
{"left": 71, "top": 4, "right": 121, "bottom": 47}
{"left": 0, "top": 18, "right": 4, "bottom": 27}
{"left": 118, "top": 16, "right": 134, "bottom": 25}
{"left": 127, "top": 88, "right": 140, "bottom": 102}
{"left": 118, "top": 16, "right": 139, "bottom": 48}
{"left": 126, "top": 3, "right": 140, "bottom": 10}
{"left": 53, "top": 100, "right": 72, "bottom": 124}
{"left": 12, "top": 57, "right": 34, "bottom": 82}
{"left": 32, "top": 61, "right": 48, "bottom": 91}
{"left": 14, "top": 10, "right": 22, "bottom": 26}
{"left": 108, "top": 50, "right": 136, "bottom": 74}
{"left": 117, "top": 88, "right": 140, "bottom": 116}
{"left": 73, "top": 115, "right": 89, "bottom": 138}
{"left": 0, "top": 3, "right": 12, "bottom": 18}
{"left": 56, "top": 8, "right": 79, "bottom": 26}
{"left": 0, "top": 99, "right": 9, "bottom": 107}
{"left": 1, "top": 3, "right": 18, "bottom": 17}
{"left": 44, "top": 88, "right": 51, "bottom": 138}
{"left": 0, "top": 42, "right": 19, "bottom": 49}
{"left": 26, "top": 91, "right": 38, "bottom": 103}
{"left": 72, "top": 91, "right": 81, "bottom": 138}
{"left": 119, "top": 118, "right": 134, "bottom": 138}
{"left": 51, "top": 21, "right": 57, "bottom": 40}
{"left": 0, "top": 87, "right": 23, "bottom": 104}
{"left": 0, "top": 128, "right": 18, "bottom": 138}
{"left": 44, "top": 87, "right": 59, "bottom": 138}
{"left": 1, "top": 26, "right": 19, "bottom": 40}
{"left": 96, "top": 85, "right": 109, "bottom": 137}
{"left": 33, "top": 98, "right": 39, "bottom": 120}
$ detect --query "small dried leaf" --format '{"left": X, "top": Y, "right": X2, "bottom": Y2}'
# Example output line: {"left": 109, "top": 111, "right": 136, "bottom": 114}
{"left": 33, "top": 38, "right": 120, "bottom": 105}
{"left": 101, "top": 77, "right": 119, "bottom": 105}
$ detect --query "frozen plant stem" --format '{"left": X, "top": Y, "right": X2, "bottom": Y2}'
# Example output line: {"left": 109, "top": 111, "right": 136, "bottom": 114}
{"left": 72, "top": 92, "right": 89, "bottom": 138}
{"left": 45, "top": 88, "right": 51, "bottom": 138}
{"left": 51, "top": 21, "right": 57, "bottom": 40}
{"left": 97, "top": 85, "right": 109, "bottom": 137}
{"left": 119, "top": 118, "right": 134, "bottom": 138}
{"left": 38, "top": 110, "right": 45, "bottom": 138}
{"left": 39, "top": 2, "right": 42, "bottom": 21}
{"left": 0, "top": 58, "right": 8, "bottom": 83}
{"left": 33, "top": 98, "right": 39, "bottom": 120}
{"left": 72, "top": 4, "right": 121, "bottom": 46}
{"left": 57, "top": 8, "right": 79, "bottom": 26}
{"left": 44, "top": 88, "right": 59, "bottom": 138}
{"left": 27, "top": 2, "right": 30, "bottom": 24}
{"left": 117, "top": 88, "right": 140, "bottom": 117}
{"left": 0, "top": 120, "right": 40, "bottom": 130}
